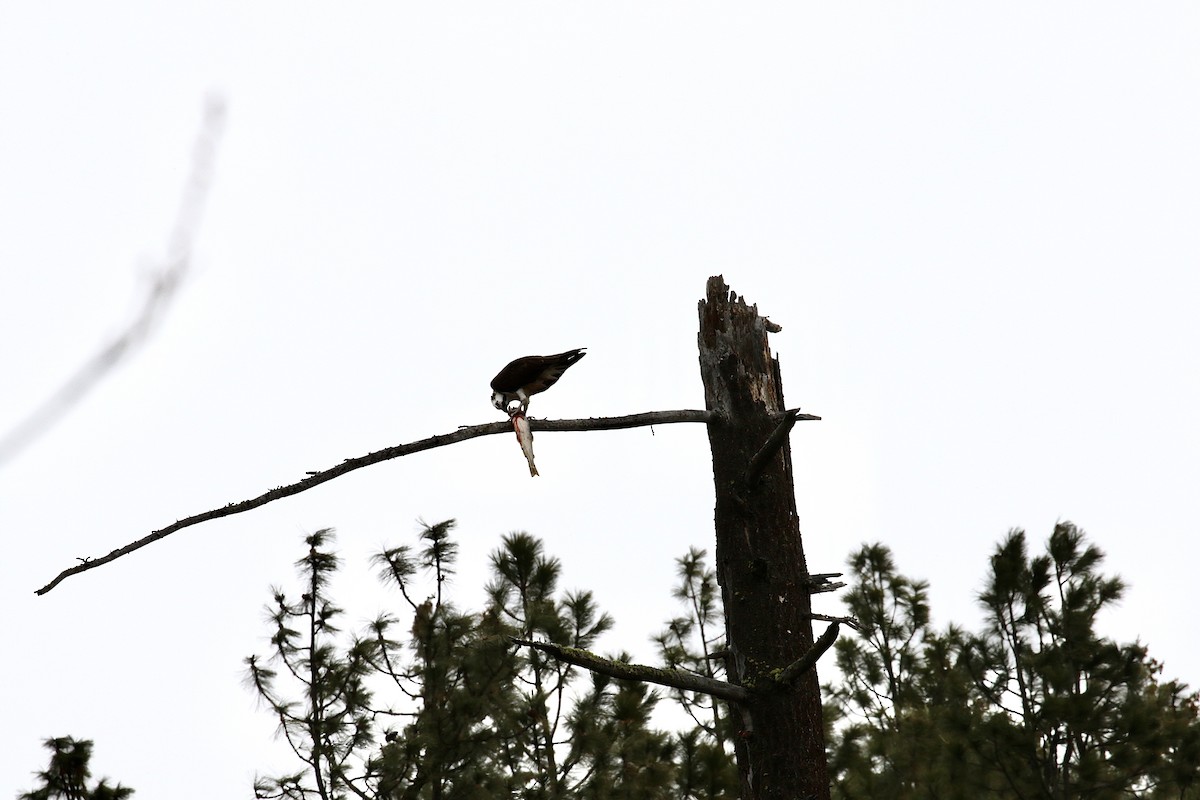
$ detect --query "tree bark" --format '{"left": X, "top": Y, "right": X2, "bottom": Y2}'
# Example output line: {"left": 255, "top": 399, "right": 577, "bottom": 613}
{"left": 698, "top": 275, "right": 831, "bottom": 800}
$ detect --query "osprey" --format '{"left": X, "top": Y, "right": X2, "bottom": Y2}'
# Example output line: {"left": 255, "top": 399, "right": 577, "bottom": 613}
{"left": 491, "top": 348, "right": 586, "bottom": 414}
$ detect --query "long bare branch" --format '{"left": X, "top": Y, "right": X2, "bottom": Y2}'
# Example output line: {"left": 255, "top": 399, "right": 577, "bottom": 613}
{"left": 35, "top": 409, "right": 713, "bottom": 596}
{"left": 509, "top": 637, "right": 749, "bottom": 704}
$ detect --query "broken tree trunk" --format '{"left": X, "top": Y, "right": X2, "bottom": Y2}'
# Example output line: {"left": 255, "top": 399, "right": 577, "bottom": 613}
{"left": 698, "top": 275, "right": 831, "bottom": 800}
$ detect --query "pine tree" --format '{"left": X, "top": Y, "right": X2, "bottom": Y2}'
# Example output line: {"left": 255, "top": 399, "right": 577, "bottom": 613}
{"left": 825, "top": 545, "right": 996, "bottom": 799}
{"left": 246, "top": 523, "right": 683, "bottom": 799}
{"left": 962, "top": 522, "right": 1200, "bottom": 798}
{"left": 246, "top": 529, "right": 378, "bottom": 800}
{"left": 652, "top": 547, "right": 738, "bottom": 799}
{"left": 18, "top": 737, "right": 134, "bottom": 800}
{"left": 482, "top": 532, "right": 676, "bottom": 798}
{"left": 367, "top": 519, "right": 517, "bottom": 799}
{"left": 827, "top": 524, "right": 1200, "bottom": 800}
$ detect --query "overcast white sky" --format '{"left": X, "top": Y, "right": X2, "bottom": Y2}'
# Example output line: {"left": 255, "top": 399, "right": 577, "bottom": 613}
{"left": 2, "top": 3, "right": 1198, "bottom": 796}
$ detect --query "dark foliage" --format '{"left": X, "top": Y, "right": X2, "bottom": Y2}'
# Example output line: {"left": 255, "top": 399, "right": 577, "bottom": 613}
{"left": 18, "top": 737, "right": 134, "bottom": 800}
{"left": 826, "top": 522, "right": 1200, "bottom": 800}
{"left": 245, "top": 523, "right": 727, "bottom": 799}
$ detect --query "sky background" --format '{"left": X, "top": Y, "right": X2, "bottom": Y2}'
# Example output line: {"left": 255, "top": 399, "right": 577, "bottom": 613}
{"left": 2, "top": 3, "right": 1198, "bottom": 796}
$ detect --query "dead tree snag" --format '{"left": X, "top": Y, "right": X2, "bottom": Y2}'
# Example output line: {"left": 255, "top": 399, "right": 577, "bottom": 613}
{"left": 698, "top": 275, "right": 831, "bottom": 800}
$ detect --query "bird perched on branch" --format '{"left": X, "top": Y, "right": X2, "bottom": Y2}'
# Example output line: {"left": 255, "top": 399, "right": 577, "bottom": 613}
{"left": 490, "top": 349, "right": 587, "bottom": 414}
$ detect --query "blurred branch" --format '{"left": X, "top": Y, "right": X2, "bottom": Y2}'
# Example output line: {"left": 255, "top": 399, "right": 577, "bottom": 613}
{"left": 0, "top": 95, "right": 226, "bottom": 469}
{"left": 34, "top": 409, "right": 712, "bottom": 595}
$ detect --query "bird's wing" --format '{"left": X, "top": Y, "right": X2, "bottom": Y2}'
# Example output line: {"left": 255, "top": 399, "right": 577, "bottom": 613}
{"left": 491, "top": 349, "right": 586, "bottom": 396}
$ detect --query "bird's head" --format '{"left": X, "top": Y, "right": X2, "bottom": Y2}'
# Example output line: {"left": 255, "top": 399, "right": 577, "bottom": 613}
{"left": 491, "top": 391, "right": 509, "bottom": 412}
